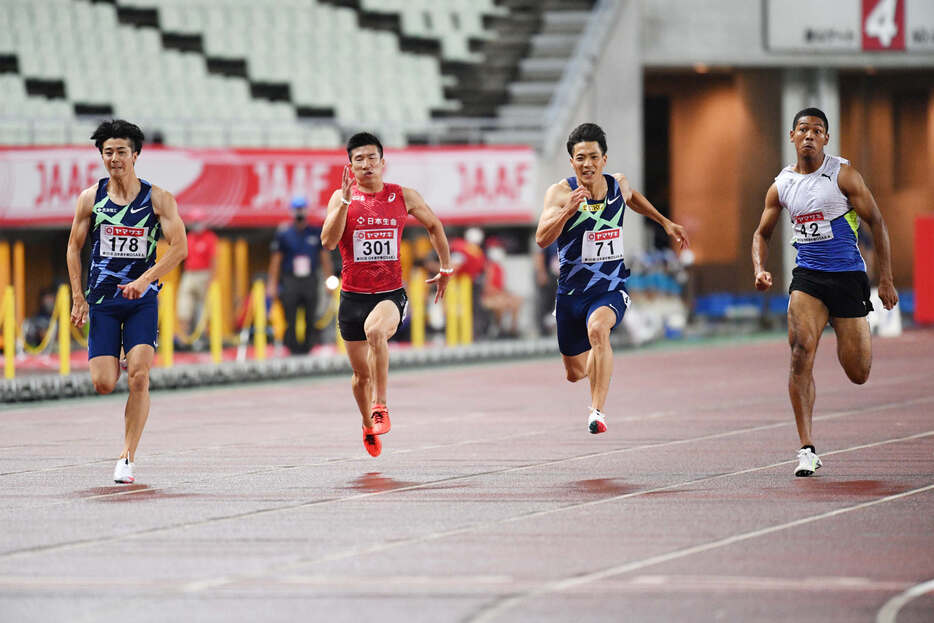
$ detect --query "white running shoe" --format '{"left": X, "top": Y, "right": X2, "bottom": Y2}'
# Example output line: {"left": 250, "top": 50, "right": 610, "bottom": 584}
{"left": 794, "top": 448, "right": 822, "bottom": 477}
{"left": 588, "top": 408, "right": 607, "bottom": 434}
{"left": 113, "top": 457, "right": 135, "bottom": 483}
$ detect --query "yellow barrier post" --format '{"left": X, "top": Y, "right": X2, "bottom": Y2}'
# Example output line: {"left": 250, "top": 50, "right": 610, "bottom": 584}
{"left": 252, "top": 280, "right": 266, "bottom": 360}
{"left": 2, "top": 286, "right": 14, "bottom": 379}
{"left": 208, "top": 281, "right": 223, "bottom": 363}
{"left": 57, "top": 285, "right": 70, "bottom": 376}
{"left": 445, "top": 272, "right": 458, "bottom": 346}
{"left": 13, "top": 241, "right": 25, "bottom": 329}
{"left": 333, "top": 282, "right": 344, "bottom": 354}
{"left": 409, "top": 268, "right": 425, "bottom": 348}
{"left": 216, "top": 239, "right": 233, "bottom": 334}
{"left": 0, "top": 241, "right": 10, "bottom": 308}
{"left": 458, "top": 274, "right": 472, "bottom": 345}
{"left": 159, "top": 281, "right": 175, "bottom": 368}
{"left": 269, "top": 300, "right": 286, "bottom": 343}
{"left": 296, "top": 307, "right": 306, "bottom": 345}
{"left": 234, "top": 238, "right": 249, "bottom": 307}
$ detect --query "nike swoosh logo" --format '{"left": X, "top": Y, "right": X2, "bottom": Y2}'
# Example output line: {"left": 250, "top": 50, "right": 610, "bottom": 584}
{"left": 129, "top": 205, "right": 149, "bottom": 214}
{"left": 607, "top": 195, "right": 620, "bottom": 205}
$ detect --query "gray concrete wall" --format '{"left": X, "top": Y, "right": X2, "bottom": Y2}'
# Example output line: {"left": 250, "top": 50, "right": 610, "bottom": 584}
{"left": 641, "top": 0, "right": 934, "bottom": 68}
{"left": 538, "top": 0, "right": 648, "bottom": 260}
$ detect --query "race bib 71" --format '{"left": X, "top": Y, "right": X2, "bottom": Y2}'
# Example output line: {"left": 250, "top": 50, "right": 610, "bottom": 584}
{"left": 581, "top": 227, "right": 624, "bottom": 263}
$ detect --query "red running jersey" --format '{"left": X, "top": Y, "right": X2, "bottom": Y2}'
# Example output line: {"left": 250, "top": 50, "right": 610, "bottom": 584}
{"left": 339, "top": 182, "right": 409, "bottom": 293}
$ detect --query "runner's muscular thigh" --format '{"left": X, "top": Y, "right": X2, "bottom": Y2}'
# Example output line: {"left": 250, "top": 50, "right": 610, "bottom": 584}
{"left": 364, "top": 299, "right": 401, "bottom": 338}
{"left": 586, "top": 306, "right": 617, "bottom": 339}
{"left": 788, "top": 291, "right": 829, "bottom": 354}
{"left": 831, "top": 316, "right": 871, "bottom": 382}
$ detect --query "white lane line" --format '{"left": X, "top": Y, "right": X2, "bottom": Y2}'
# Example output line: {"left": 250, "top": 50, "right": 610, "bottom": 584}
{"left": 178, "top": 429, "right": 934, "bottom": 594}
{"left": 0, "top": 574, "right": 515, "bottom": 592}
{"left": 469, "top": 482, "right": 934, "bottom": 623}
{"left": 627, "top": 574, "right": 911, "bottom": 593}
{"left": 876, "top": 577, "right": 934, "bottom": 623}
{"left": 0, "top": 572, "right": 917, "bottom": 598}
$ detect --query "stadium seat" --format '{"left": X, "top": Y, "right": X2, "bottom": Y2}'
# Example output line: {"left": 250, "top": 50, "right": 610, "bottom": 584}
{"left": 0, "top": 0, "right": 546, "bottom": 148}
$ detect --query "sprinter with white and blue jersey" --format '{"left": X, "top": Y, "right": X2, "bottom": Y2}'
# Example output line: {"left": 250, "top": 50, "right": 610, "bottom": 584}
{"left": 752, "top": 107, "right": 898, "bottom": 477}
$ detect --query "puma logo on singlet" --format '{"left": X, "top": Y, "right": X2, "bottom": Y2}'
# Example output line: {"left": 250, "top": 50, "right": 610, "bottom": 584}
{"left": 820, "top": 173, "right": 832, "bottom": 180}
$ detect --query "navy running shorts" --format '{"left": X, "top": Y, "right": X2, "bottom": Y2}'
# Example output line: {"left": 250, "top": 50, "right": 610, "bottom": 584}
{"left": 555, "top": 289, "right": 629, "bottom": 356}
{"left": 338, "top": 288, "right": 408, "bottom": 342}
{"left": 87, "top": 294, "right": 158, "bottom": 359}
{"left": 789, "top": 266, "right": 873, "bottom": 318}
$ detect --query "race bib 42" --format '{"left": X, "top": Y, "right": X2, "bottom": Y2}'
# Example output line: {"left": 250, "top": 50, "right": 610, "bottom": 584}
{"left": 793, "top": 212, "right": 833, "bottom": 244}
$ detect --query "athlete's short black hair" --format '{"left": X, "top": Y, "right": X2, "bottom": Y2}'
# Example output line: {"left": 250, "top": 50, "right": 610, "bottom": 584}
{"left": 346, "top": 132, "right": 383, "bottom": 159}
{"left": 91, "top": 119, "right": 145, "bottom": 154}
{"left": 566, "top": 123, "right": 607, "bottom": 156}
{"left": 792, "top": 107, "right": 829, "bottom": 132}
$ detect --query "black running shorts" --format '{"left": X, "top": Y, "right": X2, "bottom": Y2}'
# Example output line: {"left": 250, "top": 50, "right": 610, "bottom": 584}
{"left": 338, "top": 288, "right": 408, "bottom": 342}
{"left": 789, "top": 266, "right": 873, "bottom": 318}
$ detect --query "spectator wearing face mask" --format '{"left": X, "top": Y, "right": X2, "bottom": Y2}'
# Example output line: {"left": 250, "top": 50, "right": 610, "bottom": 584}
{"left": 267, "top": 196, "right": 333, "bottom": 355}
{"left": 481, "top": 238, "right": 523, "bottom": 338}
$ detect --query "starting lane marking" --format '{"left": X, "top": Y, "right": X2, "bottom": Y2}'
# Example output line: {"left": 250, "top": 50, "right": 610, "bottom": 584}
{"left": 177, "top": 428, "right": 934, "bottom": 595}
{"left": 876, "top": 577, "right": 934, "bottom": 623}
{"left": 468, "top": 482, "right": 934, "bottom": 623}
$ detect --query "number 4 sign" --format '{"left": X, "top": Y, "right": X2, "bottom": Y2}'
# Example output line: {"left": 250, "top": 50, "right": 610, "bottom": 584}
{"left": 863, "top": 0, "right": 906, "bottom": 50}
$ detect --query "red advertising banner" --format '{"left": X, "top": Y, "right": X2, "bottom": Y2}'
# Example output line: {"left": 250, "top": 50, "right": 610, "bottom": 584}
{"left": 0, "top": 145, "right": 537, "bottom": 228}
{"left": 862, "top": 0, "right": 906, "bottom": 50}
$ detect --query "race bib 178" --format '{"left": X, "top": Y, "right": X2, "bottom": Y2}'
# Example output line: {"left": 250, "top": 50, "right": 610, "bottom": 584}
{"left": 793, "top": 212, "right": 833, "bottom": 244}
{"left": 101, "top": 225, "right": 148, "bottom": 259}
{"left": 353, "top": 229, "right": 398, "bottom": 263}
{"left": 581, "top": 227, "right": 624, "bottom": 263}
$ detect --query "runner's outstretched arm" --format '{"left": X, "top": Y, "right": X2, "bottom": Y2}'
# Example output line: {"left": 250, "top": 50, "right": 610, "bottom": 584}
{"left": 627, "top": 190, "right": 690, "bottom": 250}
{"left": 66, "top": 186, "right": 96, "bottom": 327}
{"left": 752, "top": 184, "right": 782, "bottom": 292}
{"left": 837, "top": 164, "right": 898, "bottom": 310}
{"left": 403, "top": 187, "right": 451, "bottom": 302}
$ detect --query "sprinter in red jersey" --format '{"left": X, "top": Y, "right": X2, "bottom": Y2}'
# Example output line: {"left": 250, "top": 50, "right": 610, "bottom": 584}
{"left": 322, "top": 132, "right": 453, "bottom": 457}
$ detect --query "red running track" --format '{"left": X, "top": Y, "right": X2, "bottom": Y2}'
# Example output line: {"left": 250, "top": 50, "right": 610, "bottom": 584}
{"left": 1, "top": 330, "right": 933, "bottom": 623}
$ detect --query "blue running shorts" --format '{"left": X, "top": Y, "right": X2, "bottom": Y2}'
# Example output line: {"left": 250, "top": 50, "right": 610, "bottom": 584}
{"left": 87, "top": 294, "right": 158, "bottom": 359}
{"left": 555, "top": 289, "right": 629, "bottom": 356}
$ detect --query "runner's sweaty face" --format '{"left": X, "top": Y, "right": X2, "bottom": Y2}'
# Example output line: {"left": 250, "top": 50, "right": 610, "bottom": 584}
{"left": 791, "top": 116, "right": 829, "bottom": 160}
{"left": 570, "top": 141, "right": 607, "bottom": 186}
{"left": 349, "top": 144, "right": 384, "bottom": 184}
{"left": 100, "top": 138, "right": 138, "bottom": 179}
